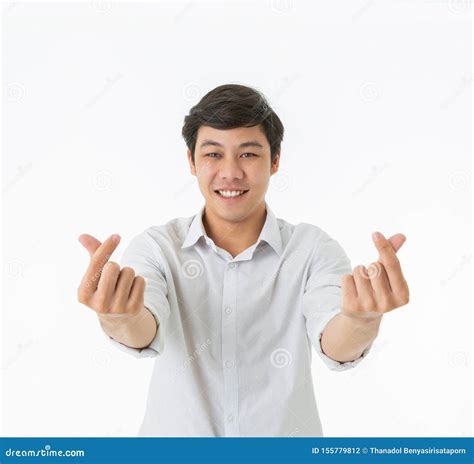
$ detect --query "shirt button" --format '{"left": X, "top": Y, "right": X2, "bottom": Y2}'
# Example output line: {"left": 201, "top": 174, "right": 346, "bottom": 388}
{"left": 225, "top": 306, "right": 233, "bottom": 315}
{"left": 227, "top": 414, "right": 234, "bottom": 422}
{"left": 229, "top": 263, "right": 236, "bottom": 269}
{"left": 225, "top": 359, "right": 234, "bottom": 368}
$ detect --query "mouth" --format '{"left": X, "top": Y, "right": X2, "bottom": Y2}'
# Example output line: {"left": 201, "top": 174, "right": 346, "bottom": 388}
{"left": 214, "top": 189, "right": 249, "bottom": 201}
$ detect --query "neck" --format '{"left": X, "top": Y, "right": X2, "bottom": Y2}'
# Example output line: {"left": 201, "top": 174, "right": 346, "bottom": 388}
{"left": 202, "top": 202, "right": 267, "bottom": 257}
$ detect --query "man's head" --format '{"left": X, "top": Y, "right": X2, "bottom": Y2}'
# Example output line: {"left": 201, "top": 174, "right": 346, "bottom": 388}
{"left": 182, "top": 84, "right": 284, "bottom": 223}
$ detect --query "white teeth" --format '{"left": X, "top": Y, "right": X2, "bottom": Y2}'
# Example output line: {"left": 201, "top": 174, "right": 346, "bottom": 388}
{"left": 217, "top": 190, "right": 245, "bottom": 198}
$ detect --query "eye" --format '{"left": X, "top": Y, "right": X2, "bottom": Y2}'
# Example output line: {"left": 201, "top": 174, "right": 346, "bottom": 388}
{"left": 206, "top": 153, "right": 221, "bottom": 158}
{"left": 241, "top": 153, "right": 257, "bottom": 158}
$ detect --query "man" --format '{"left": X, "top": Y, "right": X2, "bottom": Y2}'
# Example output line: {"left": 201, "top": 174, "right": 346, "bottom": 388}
{"left": 77, "top": 84, "right": 410, "bottom": 437}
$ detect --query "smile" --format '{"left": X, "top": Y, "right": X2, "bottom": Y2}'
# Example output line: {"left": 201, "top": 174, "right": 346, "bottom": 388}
{"left": 214, "top": 190, "right": 249, "bottom": 200}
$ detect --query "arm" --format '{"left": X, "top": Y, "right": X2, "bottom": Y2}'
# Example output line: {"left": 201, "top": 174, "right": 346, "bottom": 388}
{"left": 77, "top": 233, "right": 160, "bottom": 352}
{"left": 321, "top": 231, "right": 410, "bottom": 363}
{"left": 320, "top": 313, "right": 382, "bottom": 363}
{"left": 98, "top": 305, "right": 158, "bottom": 350}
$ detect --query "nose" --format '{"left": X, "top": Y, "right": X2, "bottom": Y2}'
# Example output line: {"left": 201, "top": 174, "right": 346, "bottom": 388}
{"left": 218, "top": 157, "right": 244, "bottom": 180}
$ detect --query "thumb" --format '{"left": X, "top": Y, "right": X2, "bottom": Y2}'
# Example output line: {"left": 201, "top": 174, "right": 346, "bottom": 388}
{"left": 388, "top": 233, "right": 406, "bottom": 254}
{"left": 78, "top": 233, "right": 102, "bottom": 258}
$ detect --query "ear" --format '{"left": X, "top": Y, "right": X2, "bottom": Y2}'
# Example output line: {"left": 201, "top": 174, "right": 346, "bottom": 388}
{"left": 187, "top": 148, "right": 197, "bottom": 176}
{"left": 270, "top": 153, "right": 280, "bottom": 175}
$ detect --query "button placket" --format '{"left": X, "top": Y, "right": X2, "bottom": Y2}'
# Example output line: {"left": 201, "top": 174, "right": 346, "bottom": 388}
{"left": 221, "top": 261, "right": 239, "bottom": 436}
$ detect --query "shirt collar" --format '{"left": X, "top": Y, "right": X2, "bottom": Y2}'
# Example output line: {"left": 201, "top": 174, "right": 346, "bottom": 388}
{"left": 181, "top": 201, "right": 283, "bottom": 257}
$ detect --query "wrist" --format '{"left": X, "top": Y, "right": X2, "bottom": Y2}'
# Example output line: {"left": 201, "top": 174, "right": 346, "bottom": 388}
{"left": 98, "top": 305, "right": 146, "bottom": 329}
{"left": 340, "top": 311, "right": 383, "bottom": 331}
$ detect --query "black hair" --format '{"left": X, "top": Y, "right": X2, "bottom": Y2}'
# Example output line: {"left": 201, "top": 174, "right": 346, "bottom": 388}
{"left": 182, "top": 84, "right": 284, "bottom": 164}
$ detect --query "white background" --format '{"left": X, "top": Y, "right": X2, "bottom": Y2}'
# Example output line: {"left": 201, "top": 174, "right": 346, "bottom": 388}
{"left": 2, "top": 0, "right": 472, "bottom": 437}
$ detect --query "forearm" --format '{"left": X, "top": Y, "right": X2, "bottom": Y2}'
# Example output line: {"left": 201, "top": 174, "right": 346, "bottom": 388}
{"left": 98, "top": 306, "right": 158, "bottom": 349}
{"left": 320, "top": 312, "right": 382, "bottom": 363}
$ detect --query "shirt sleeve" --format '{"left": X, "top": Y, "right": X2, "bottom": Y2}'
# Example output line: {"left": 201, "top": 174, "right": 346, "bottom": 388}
{"left": 104, "top": 229, "right": 171, "bottom": 359}
{"left": 301, "top": 230, "right": 373, "bottom": 372}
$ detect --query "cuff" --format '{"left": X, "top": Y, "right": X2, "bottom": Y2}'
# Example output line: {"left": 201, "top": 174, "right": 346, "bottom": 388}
{"left": 315, "top": 312, "right": 373, "bottom": 371}
{"left": 102, "top": 310, "right": 163, "bottom": 359}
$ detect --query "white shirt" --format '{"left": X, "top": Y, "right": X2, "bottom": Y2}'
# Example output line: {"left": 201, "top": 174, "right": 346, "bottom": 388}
{"left": 105, "top": 201, "right": 373, "bottom": 437}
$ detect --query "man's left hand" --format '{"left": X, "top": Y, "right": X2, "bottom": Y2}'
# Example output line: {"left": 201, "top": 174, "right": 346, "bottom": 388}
{"left": 341, "top": 232, "right": 410, "bottom": 322}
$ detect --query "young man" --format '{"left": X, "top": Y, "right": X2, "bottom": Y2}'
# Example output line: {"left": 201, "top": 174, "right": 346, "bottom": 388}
{"left": 77, "top": 84, "right": 410, "bottom": 437}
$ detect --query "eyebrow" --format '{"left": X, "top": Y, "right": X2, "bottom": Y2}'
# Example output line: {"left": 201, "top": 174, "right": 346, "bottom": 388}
{"left": 199, "top": 139, "right": 264, "bottom": 149}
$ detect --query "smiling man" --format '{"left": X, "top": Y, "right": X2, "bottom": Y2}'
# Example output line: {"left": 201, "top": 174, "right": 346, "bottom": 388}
{"left": 190, "top": 124, "right": 277, "bottom": 258}
{"left": 77, "top": 84, "right": 410, "bottom": 437}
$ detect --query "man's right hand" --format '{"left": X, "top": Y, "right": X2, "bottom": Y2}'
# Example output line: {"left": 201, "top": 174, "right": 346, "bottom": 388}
{"left": 77, "top": 233, "right": 146, "bottom": 322}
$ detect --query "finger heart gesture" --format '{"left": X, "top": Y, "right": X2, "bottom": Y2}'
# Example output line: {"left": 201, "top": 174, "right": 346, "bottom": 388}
{"left": 341, "top": 232, "right": 410, "bottom": 321}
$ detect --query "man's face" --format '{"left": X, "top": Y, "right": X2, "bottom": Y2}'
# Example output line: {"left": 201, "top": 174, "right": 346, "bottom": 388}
{"left": 187, "top": 124, "right": 280, "bottom": 223}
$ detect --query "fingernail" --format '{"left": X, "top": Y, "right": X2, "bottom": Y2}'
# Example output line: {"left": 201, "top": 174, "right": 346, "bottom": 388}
{"left": 372, "top": 232, "right": 383, "bottom": 241}
{"left": 112, "top": 234, "right": 120, "bottom": 243}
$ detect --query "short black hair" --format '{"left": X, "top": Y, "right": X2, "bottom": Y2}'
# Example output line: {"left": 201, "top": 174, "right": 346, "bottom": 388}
{"left": 182, "top": 84, "right": 284, "bottom": 165}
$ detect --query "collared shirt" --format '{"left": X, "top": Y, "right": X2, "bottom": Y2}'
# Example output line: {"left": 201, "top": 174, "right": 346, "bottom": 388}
{"left": 104, "top": 201, "right": 373, "bottom": 437}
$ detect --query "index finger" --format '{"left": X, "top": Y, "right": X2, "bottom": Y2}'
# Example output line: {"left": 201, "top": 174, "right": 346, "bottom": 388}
{"left": 372, "top": 231, "right": 405, "bottom": 292}
{"left": 372, "top": 232, "right": 399, "bottom": 261}
{"left": 80, "top": 234, "right": 121, "bottom": 294}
